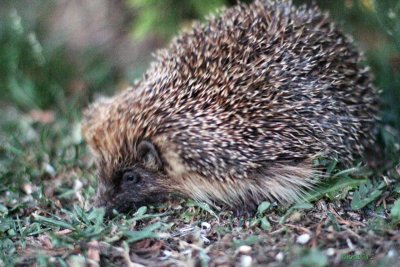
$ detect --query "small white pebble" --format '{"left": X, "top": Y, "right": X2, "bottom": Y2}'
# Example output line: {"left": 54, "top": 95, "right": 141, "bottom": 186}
{"left": 388, "top": 249, "right": 397, "bottom": 258}
{"left": 238, "top": 245, "right": 252, "bottom": 254}
{"left": 44, "top": 163, "right": 56, "bottom": 177}
{"left": 21, "top": 183, "right": 33, "bottom": 195}
{"left": 182, "top": 249, "right": 192, "bottom": 256}
{"left": 159, "top": 250, "right": 172, "bottom": 260}
{"left": 326, "top": 248, "right": 335, "bottom": 256}
{"left": 275, "top": 252, "right": 284, "bottom": 261}
{"left": 157, "top": 232, "right": 171, "bottom": 239}
{"left": 296, "top": 233, "right": 311, "bottom": 244}
{"left": 346, "top": 238, "right": 355, "bottom": 250}
{"left": 327, "top": 226, "right": 334, "bottom": 232}
{"left": 74, "top": 179, "right": 83, "bottom": 190}
{"left": 201, "top": 222, "right": 211, "bottom": 232}
{"left": 288, "top": 211, "right": 302, "bottom": 222}
{"left": 388, "top": 10, "right": 396, "bottom": 19}
{"left": 240, "top": 255, "right": 252, "bottom": 267}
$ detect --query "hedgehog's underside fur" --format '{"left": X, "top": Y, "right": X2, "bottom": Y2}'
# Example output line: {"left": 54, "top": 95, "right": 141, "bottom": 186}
{"left": 82, "top": 0, "right": 378, "bottom": 214}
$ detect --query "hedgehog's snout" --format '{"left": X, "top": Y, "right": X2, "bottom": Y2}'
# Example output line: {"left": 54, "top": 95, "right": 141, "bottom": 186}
{"left": 93, "top": 185, "right": 140, "bottom": 218}
{"left": 91, "top": 182, "right": 117, "bottom": 218}
{"left": 94, "top": 166, "right": 170, "bottom": 217}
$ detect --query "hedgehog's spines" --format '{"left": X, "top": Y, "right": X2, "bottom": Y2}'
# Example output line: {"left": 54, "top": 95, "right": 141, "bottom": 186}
{"left": 82, "top": 0, "right": 378, "bottom": 208}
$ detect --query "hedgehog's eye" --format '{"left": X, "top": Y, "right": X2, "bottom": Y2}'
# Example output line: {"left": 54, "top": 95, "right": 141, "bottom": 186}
{"left": 122, "top": 171, "right": 141, "bottom": 184}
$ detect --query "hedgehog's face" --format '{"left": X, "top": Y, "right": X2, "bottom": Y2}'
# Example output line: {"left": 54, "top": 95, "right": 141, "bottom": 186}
{"left": 82, "top": 93, "right": 173, "bottom": 216}
{"left": 94, "top": 140, "right": 169, "bottom": 217}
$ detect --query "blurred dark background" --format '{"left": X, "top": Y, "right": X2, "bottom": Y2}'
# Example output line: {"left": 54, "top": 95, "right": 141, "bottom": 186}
{"left": 0, "top": 0, "right": 399, "bottom": 128}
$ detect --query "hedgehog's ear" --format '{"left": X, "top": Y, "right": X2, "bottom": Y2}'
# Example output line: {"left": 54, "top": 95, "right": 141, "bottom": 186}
{"left": 81, "top": 97, "right": 113, "bottom": 154}
{"left": 137, "top": 140, "right": 162, "bottom": 170}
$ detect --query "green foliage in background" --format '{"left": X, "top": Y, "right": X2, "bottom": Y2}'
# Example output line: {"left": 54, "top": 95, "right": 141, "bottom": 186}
{"left": 0, "top": 10, "right": 69, "bottom": 110}
{"left": 128, "top": 0, "right": 228, "bottom": 40}
{"left": 374, "top": 0, "right": 400, "bottom": 50}
{"left": 0, "top": 10, "right": 118, "bottom": 113}
{"left": 328, "top": 0, "right": 400, "bottom": 129}
{"left": 370, "top": 0, "right": 400, "bottom": 128}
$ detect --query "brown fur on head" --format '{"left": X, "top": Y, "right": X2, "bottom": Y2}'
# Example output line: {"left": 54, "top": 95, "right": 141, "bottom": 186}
{"left": 81, "top": 90, "right": 175, "bottom": 216}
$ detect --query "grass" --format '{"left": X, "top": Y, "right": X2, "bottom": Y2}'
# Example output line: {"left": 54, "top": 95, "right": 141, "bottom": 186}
{"left": 0, "top": 109, "right": 399, "bottom": 266}
{"left": 1, "top": 0, "right": 400, "bottom": 266}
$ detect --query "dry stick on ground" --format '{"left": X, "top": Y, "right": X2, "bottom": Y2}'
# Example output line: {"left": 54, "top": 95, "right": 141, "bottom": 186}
{"left": 376, "top": 191, "right": 390, "bottom": 211}
{"left": 328, "top": 206, "right": 366, "bottom": 227}
{"left": 284, "top": 224, "right": 312, "bottom": 234}
{"left": 311, "top": 221, "right": 324, "bottom": 248}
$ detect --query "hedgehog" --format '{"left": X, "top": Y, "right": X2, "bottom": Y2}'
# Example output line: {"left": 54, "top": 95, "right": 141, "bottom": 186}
{"left": 82, "top": 0, "right": 378, "bottom": 216}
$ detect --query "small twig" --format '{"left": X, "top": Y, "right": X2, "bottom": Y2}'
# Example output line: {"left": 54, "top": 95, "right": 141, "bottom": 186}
{"left": 376, "top": 191, "right": 390, "bottom": 211}
{"left": 343, "top": 227, "right": 362, "bottom": 240}
{"left": 270, "top": 227, "right": 286, "bottom": 235}
{"left": 284, "top": 224, "right": 312, "bottom": 234}
{"left": 312, "top": 222, "right": 323, "bottom": 248}
{"left": 55, "top": 229, "right": 73, "bottom": 236}
{"left": 328, "top": 207, "right": 366, "bottom": 227}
